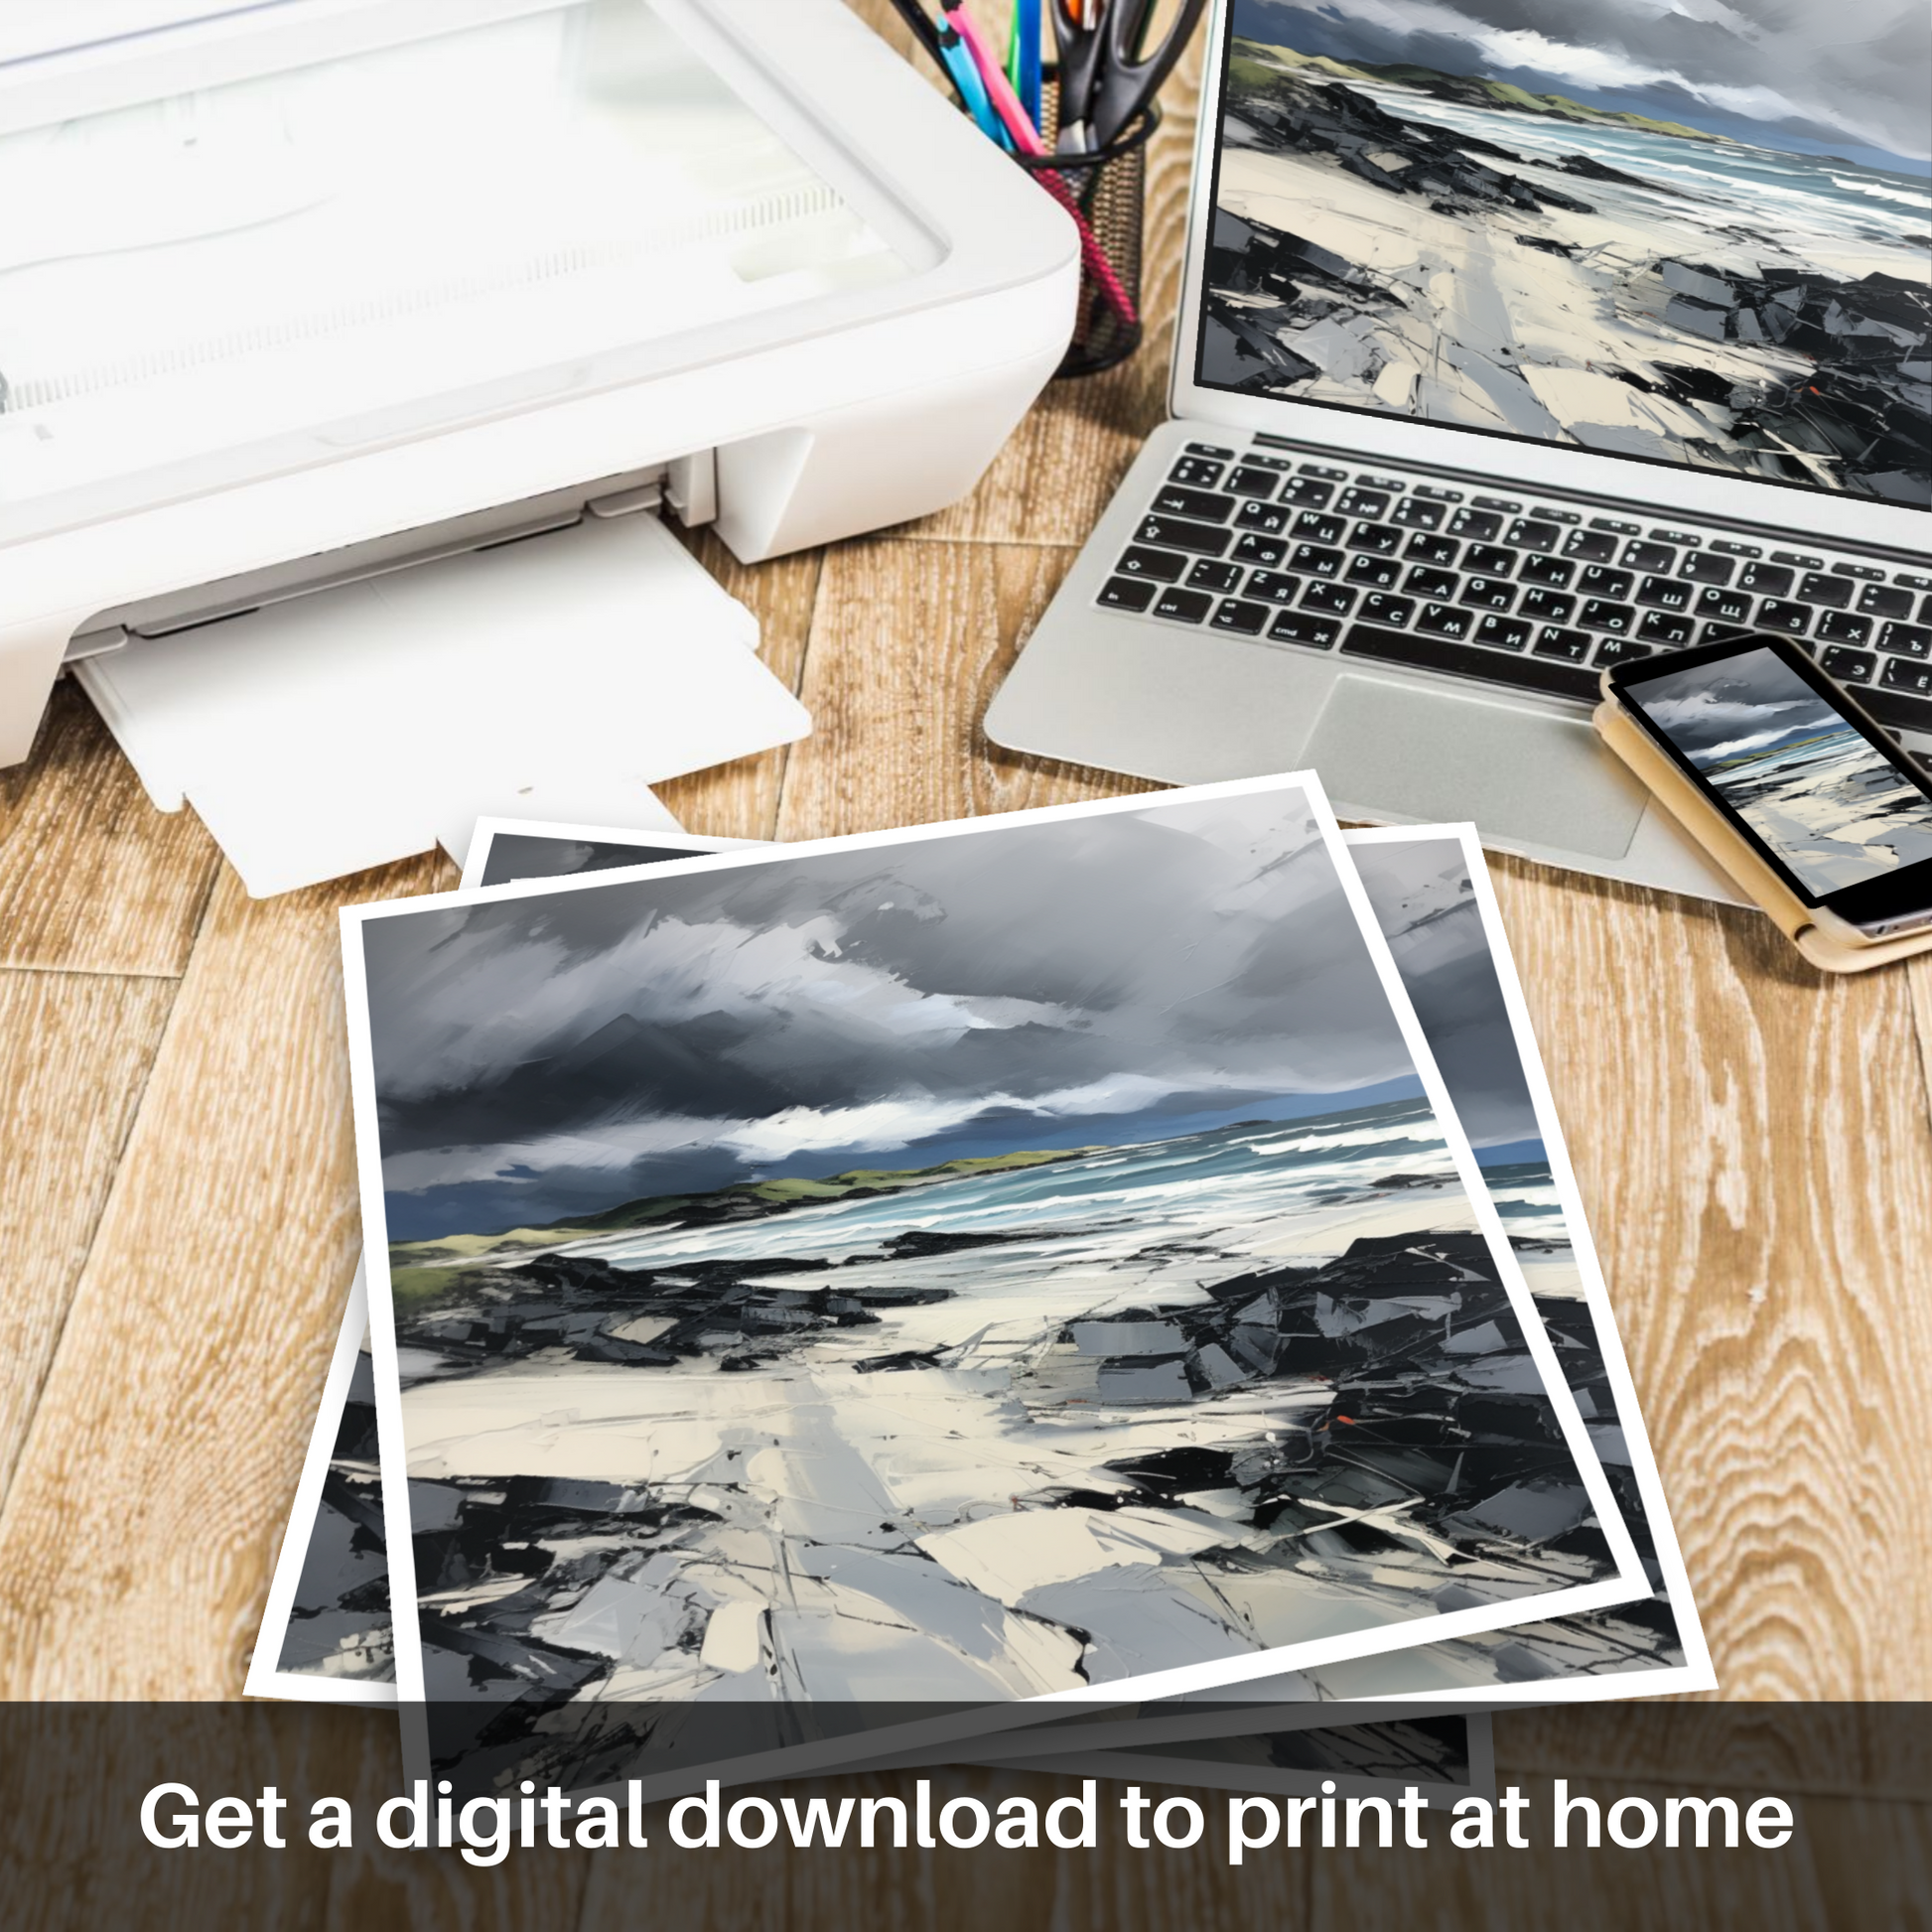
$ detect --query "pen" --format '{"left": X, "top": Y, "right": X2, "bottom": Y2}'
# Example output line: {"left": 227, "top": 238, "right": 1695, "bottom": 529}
{"left": 943, "top": 3, "right": 1139, "bottom": 329}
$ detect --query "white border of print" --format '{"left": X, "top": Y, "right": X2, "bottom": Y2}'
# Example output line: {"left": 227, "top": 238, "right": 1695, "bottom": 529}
{"left": 244, "top": 1260, "right": 391, "bottom": 1708}
{"left": 340, "top": 773, "right": 1647, "bottom": 1788}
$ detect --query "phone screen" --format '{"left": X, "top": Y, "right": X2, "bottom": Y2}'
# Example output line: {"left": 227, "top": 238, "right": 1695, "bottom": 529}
{"left": 1614, "top": 636, "right": 1932, "bottom": 925}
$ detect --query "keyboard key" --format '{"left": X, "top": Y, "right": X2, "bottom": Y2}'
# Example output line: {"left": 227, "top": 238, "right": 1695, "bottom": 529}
{"left": 1738, "top": 561, "right": 1793, "bottom": 597}
{"left": 1680, "top": 552, "right": 1735, "bottom": 586}
{"left": 1137, "top": 513, "right": 1231, "bottom": 557}
{"left": 1151, "top": 586, "right": 1213, "bottom": 623}
{"left": 1233, "top": 532, "right": 1287, "bottom": 567}
{"left": 1293, "top": 511, "right": 1348, "bottom": 544}
{"left": 1449, "top": 507, "right": 1503, "bottom": 541}
{"left": 1563, "top": 528, "right": 1620, "bottom": 563}
{"left": 1847, "top": 579, "right": 1908, "bottom": 618}
{"left": 1534, "top": 626, "right": 1592, "bottom": 662}
{"left": 1404, "top": 532, "right": 1460, "bottom": 567}
{"left": 1863, "top": 686, "right": 1932, "bottom": 736}
{"left": 1580, "top": 599, "right": 1636, "bottom": 633}
{"left": 1342, "top": 621, "right": 1599, "bottom": 700}
{"left": 1578, "top": 566, "right": 1634, "bottom": 600}
{"left": 1637, "top": 610, "right": 1695, "bottom": 645}
{"left": 1345, "top": 554, "right": 1402, "bottom": 590}
{"left": 1302, "top": 582, "right": 1357, "bottom": 617}
{"left": 1756, "top": 599, "right": 1811, "bottom": 635}
{"left": 1589, "top": 515, "right": 1642, "bottom": 535}
{"left": 1347, "top": 521, "right": 1404, "bottom": 555}
{"left": 1268, "top": 611, "right": 1341, "bottom": 648}
{"left": 1225, "top": 465, "right": 1283, "bottom": 498}
{"left": 1235, "top": 499, "right": 1292, "bottom": 535}
{"left": 1212, "top": 599, "right": 1271, "bottom": 635}
{"left": 1186, "top": 559, "right": 1245, "bottom": 594}
{"left": 1290, "top": 543, "right": 1345, "bottom": 578}
{"left": 1097, "top": 576, "right": 1156, "bottom": 612}
{"left": 1247, "top": 454, "right": 1297, "bottom": 472}
{"left": 1473, "top": 494, "right": 1521, "bottom": 514}
{"left": 1405, "top": 566, "right": 1459, "bottom": 601}
{"left": 1711, "top": 539, "right": 1761, "bottom": 558}
{"left": 1623, "top": 540, "right": 1677, "bottom": 573}
{"left": 1298, "top": 462, "right": 1348, "bottom": 480}
{"left": 1460, "top": 578, "right": 1517, "bottom": 612}
{"left": 1359, "top": 594, "right": 1416, "bottom": 627}
{"left": 1153, "top": 484, "right": 1236, "bottom": 521}
{"left": 1903, "top": 573, "right": 1932, "bottom": 592}
{"left": 1475, "top": 615, "right": 1531, "bottom": 651}
{"left": 1881, "top": 656, "right": 1932, "bottom": 697}
{"left": 1463, "top": 542, "right": 1517, "bottom": 577}
{"left": 1594, "top": 637, "right": 1654, "bottom": 667}
{"left": 1391, "top": 497, "right": 1445, "bottom": 530}
{"left": 1520, "top": 588, "right": 1576, "bottom": 624}
{"left": 1817, "top": 611, "right": 1871, "bottom": 646}
{"left": 1798, "top": 572, "right": 1852, "bottom": 610}
{"left": 1184, "top": 441, "right": 1235, "bottom": 459}
{"left": 1335, "top": 486, "right": 1390, "bottom": 519}
{"left": 1116, "top": 546, "right": 1189, "bottom": 582}
{"left": 1635, "top": 575, "right": 1693, "bottom": 612}
{"left": 1820, "top": 645, "right": 1875, "bottom": 683}
{"left": 1418, "top": 603, "right": 1474, "bottom": 639}
{"left": 1696, "top": 585, "right": 1753, "bottom": 624}
{"left": 1771, "top": 549, "right": 1823, "bottom": 570}
{"left": 1519, "top": 553, "right": 1576, "bottom": 589}
{"left": 1169, "top": 457, "right": 1225, "bottom": 487}
{"left": 1506, "top": 518, "right": 1561, "bottom": 552}
{"left": 1922, "top": 595, "right": 1932, "bottom": 623}
{"left": 1244, "top": 571, "right": 1302, "bottom": 605}
{"left": 1880, "top": 621, "right": 1932, "bottom": 659}
{"left": 1280, "top": 477, "right": 1335, "bottom": 507}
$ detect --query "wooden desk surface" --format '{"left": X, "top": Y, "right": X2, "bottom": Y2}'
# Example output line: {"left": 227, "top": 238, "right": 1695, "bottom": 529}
{"left": 0, "top": 8, "right": 1926, "bottom": 1926}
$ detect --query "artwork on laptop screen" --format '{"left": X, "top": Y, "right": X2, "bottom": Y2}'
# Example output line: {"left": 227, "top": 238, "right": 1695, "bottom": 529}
{"left": 1200, "top": 0, "right": 1932, "bottom": 505}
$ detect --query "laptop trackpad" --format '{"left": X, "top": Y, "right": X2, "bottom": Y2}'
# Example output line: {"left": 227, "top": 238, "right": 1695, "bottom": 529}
{"left": 1305, "top": 675, "right": 1648, "bottom": 859}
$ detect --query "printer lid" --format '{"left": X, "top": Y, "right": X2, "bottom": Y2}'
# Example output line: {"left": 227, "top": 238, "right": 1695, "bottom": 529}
{"left": 0, "top": 0, "right": 968, "bottom": 549}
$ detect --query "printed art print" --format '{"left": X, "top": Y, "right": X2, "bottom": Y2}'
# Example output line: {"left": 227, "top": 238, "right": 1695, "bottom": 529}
{"left": 340, "top": 779, "right": 1644, "bottom": 1787}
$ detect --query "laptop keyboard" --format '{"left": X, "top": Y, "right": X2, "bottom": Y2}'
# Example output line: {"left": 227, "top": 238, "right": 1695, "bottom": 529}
{"left": 1098, "top": 441, "right": 1932, "bottom": 742}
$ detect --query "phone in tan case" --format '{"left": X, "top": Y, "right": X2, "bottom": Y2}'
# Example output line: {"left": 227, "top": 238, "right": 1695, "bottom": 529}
{"left": 1593, "top": 631, "right": 1932, "bottom": 974}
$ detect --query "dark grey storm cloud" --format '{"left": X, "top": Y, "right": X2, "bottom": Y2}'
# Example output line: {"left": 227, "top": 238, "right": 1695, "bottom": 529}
{"left": 359, "top": 790, "right": 1424, "bottom": 1229}
{"left": 1626, "top": 644, "right": 1843, "bottom": 766}
{"left": 1237, "top": 0, "right": 1931, "bottom": 164}
{"left": 1347, "top": 838, "right": 1538, "bottom": 1149}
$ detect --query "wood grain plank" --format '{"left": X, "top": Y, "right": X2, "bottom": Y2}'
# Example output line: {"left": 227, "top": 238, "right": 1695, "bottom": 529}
{"left": 774, "top": 538, "right": 1157, "bottom": 843}
{"left": 0, "top": 854, "right": 451, "bottom": 1698}
{"left": 0, "top": 681, "right": 220, "bottom": 976}
{"left": 655, "top": 531, "right": 821, "bottom": 843}
{"left": 1483, "top": 854, "right": 1932, "bottom": 1699}
{"left": 0, "top": 970, "right": 178, "bottom": 1505}
{"left": 1316, "top": 1771, "right": 1927, "bottom": 1932}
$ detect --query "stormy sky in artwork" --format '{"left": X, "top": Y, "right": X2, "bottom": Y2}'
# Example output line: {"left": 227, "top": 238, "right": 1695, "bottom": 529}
{"left": 363, "top": 791, "right": 1450, "bottom": 1239}
{"left": 1233, "top": 0, "right": 1931, "bottom": 168}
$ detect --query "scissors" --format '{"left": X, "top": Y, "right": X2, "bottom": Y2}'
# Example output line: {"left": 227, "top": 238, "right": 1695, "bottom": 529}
{"left": 1050, "top": 0, "right": 1207, "bottom": 151}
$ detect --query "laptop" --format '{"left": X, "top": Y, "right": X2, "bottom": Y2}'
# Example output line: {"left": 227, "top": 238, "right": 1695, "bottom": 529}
{"left": 986, "top": 0, "right": 1931, "bottom": 900}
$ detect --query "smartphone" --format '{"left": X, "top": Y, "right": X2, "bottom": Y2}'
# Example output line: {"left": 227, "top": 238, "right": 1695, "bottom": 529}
{"left": 1603, "top": 631, "right": 1932, "bottom": 943}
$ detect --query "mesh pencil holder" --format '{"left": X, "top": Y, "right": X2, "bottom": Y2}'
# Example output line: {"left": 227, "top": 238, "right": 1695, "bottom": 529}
{"left": 1015, "top": 89, "right": 1160, "bottom": 379}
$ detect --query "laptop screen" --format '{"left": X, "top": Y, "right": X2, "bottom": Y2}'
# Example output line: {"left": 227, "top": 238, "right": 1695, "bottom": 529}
{"left": 1194, "top": 1, "right": 1931, "bottom": 508}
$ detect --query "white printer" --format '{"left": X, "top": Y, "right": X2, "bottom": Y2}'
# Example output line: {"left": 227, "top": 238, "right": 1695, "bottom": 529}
{"left": 0, "top": 0, "right": 1077, "bottom": 889}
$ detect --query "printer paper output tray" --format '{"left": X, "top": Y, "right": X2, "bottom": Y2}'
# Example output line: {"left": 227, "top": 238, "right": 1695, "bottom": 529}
{"left": 75, "top": 511, "right": 808, "bottom": 897}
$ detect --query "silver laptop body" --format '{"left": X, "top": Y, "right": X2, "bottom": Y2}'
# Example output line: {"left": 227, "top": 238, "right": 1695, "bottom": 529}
{"left": 987, "top": 0, "right": 1931, "bottom": 901}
